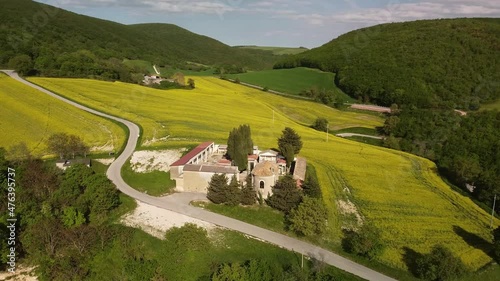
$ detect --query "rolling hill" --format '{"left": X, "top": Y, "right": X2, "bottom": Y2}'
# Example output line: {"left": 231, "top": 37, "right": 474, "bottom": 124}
{"left": 0, "top": 73, "right": 125, "bottom": 156}
{"left": 275, "top": 18, "right": 500, "bottom": 109}
{"left": 0, "top": 0, "right": 278, "bottom": 75}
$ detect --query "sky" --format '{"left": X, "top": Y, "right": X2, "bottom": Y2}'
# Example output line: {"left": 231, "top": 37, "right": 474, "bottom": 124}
{"left": 39, "top": 0, "right": 500, "bottom": 48}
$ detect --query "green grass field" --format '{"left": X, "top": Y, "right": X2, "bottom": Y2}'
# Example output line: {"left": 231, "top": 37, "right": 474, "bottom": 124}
{"left": 28, "top": 76, "right": 499, "bottom": 272}
{"left": 481, "top": 99, "right": 500, "bottom": 110}
{"left": 121, "top": 159, "right": 176, "bottom": 196}
{"left": 234, "top": 45, "right": 309, "bottom": 55}
{"left": 227, "top": 67, "right": 354, "bottom": 102}
{"left": 158, "top": 66, "right": 215, "bottom": 77}
{"left": 0, "top": 73, "right": 125, "bottom": 156}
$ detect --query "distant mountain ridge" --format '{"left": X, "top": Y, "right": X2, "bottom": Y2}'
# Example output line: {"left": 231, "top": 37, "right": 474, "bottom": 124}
{"left": 0, "top": 0, "right": 277, "bottom": 73}
{"left": 275, "top": 18, "right": 500, "bottom": 109}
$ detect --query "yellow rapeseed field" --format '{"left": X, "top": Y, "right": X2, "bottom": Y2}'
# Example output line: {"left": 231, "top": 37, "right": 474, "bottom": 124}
{"left": 0, "top": 74, "right": 125, "bottom": 156}
{"left": 28, "top": 76, "right": 499, "bottom": 270}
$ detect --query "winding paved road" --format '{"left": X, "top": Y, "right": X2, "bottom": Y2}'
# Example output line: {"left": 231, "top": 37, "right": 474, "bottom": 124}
{"left": 336, "top": 133, "right": 384, "bottom": 140}
{"left": 2, "top": 70, "right": 397, "bottom": 281}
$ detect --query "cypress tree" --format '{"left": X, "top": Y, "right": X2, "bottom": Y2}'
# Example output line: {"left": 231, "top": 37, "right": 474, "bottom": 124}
{"left": 227, "top": 129, "right": 236, "bottom": 160}
{"left": 278, "top": 127, "right": 303, "bottom": 155}
{"left": 226, "top": 175, "right": 241, "bottom": 206}
{"left": 240, "top": 174, "right": 256, "bottom": 205}
{"left": 226, "top": 124, "right": 254, "bottom": 171}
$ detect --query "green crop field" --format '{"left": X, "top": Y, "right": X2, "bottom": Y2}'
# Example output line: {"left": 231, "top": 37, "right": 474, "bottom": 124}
{"left": 0, "top": 73, "right": 125, "bottom": 156}
{"left": 234, "top": 46, "right": 309, "bottom": 55}
{"left": 227, "top": 67, "right": 354, "bottom": 102}
{"left": 28, "top": 76, "right": 499, "bottom": 271}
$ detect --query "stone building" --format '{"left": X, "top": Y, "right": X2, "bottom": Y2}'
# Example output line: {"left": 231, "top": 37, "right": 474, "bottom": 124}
{"left": 169, "top": 141, "right": 304, "bottom": 196}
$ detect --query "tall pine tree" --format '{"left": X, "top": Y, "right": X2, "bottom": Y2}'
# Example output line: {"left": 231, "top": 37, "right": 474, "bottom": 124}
{"left": 207, "top": 174, "right": 229, "bottom": 204}
{"left": 226, "top": 175, "right": 242, "bottom": 206}
{"left": 240, "top": 174, "right": 256, "bottom": 205}
{"left": 266, "top": 175, "right": 302, "bottom": 213}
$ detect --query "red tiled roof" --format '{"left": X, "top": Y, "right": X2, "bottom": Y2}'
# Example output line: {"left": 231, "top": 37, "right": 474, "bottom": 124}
{"left": 171, "top": 142, "right": 214, "bottom": 166}
{"left": 248, "top": 154, "right": 258, "bottom": 160}
{"left": 183, "top": 164, "right": 238, "bottom": 174}
{"left": 218, "top": 159, "right": 232, "bottom": 166}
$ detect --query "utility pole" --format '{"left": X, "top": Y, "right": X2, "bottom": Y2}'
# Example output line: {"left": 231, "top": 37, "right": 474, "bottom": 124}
{"left": 301, "top": 253, "right": 304, "bottom": 270}
{"left": 491, "top": 194, "right": 497, "bottom": 229}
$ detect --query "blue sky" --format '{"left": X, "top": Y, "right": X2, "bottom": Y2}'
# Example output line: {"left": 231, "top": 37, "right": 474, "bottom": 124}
{"left": 40, "top": 0, "right": 500, "bottom": 48}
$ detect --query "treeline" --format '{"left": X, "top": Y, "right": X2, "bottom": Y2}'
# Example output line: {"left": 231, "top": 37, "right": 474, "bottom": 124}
{"left": 7, "top": 50, "right": 145, "bottom": 83}
{"left": 299, "top": 87, "right": 345, "bottom": 108}
{"left": 384, "top": 109, "right": 500, "bottom": 211}
{"left": 274, "top": 18, "right": 500, "bottom": 212}
{"left": 274, "top": 18, "right": 500, "bottom": 109}
{"left": 1, "top": 0, "right": 278, "bottom": 79}
{"left": 0, "top": 149, "right": 120, "bottom": 277}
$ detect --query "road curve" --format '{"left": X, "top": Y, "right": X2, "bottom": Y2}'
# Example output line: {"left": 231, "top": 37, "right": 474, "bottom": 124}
{"left": 2, "top": 70, "right": 397, "bottom": 281}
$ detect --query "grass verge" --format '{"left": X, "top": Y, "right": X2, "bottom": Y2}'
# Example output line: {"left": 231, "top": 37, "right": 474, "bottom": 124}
{"left": 121, "top": 158, "right": 176, "bottom": 196}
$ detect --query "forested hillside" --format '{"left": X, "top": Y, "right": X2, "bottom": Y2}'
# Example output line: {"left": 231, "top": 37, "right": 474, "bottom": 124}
{"left": 0, "top": 0, "right": 277, "bottom": 80}
{"left": 276, "top": 18, "right": 500, "bottom": 213}
{"left": 275, "top": 18, "right": 500, "bottom": 109}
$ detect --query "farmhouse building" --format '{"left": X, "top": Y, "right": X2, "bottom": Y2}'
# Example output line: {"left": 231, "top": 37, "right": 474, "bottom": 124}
{"left": 182, "top": 164, "right": 238, "bottom": 193}
{"left": 169, "top": 141, "right": 305, "bottom": 197}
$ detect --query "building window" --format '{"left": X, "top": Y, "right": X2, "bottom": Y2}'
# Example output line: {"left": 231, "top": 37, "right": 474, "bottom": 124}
{"left": 260, "top": 181, "right": 265, "bottom": 189}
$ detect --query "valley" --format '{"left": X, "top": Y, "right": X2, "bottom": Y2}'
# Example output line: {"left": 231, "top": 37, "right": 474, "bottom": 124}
{"left": 1, "top": 1, "right": 499, "bottom": 280}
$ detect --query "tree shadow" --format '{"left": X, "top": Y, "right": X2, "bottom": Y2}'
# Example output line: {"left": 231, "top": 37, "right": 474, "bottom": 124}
{"left": 453, "top": 225, "right": 493, "bottom": 258}
{"left": 340, "top": 229, "right": 355, "bottom": 253}
{"left": 402, "top": 247, "right": 424, "bottom": 277}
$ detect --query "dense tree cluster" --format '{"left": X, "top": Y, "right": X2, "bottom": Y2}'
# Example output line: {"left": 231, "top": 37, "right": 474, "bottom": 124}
{"left": 415, "top": 245, "right": 467, "bottom": 281}
{"left": 207, "top": 174, "right": 255, "bottom": 206}
{"left": 301, "top": 174, "right": 322, "bottom": 199}
{"left": 384, "top": 110, "right": 500, "bottom": 211}
{"left": 227, "top": 124, "right": 254, "bottom": 171}
{"left": 288, "top": 197, "right": 328, "bottom": 236}
{"left": 0, "top": 149, "right": 121, "bottom": 279}
{"left": 275, "top": 18, "right": 500, "bottom": 109}
{"left": 274, "top": 18, "right": 500, "bottom": 214}
{"left": 213, "top": 64, "right": 247, "bottom": 75}
{"left": 494, "top": 227, "right": 500, "bottom": 263}
{"left": 266, "top": 175, "right": 303, "bottom": 214}
{"left": 211, "top": 259, "right": 343, "bottom": 281}
{"left": 311, "top": 117, "right": 329, "bottom": 132}
{"left": 300, "top": 87, "right": 344, "bottom": 108}
{"left": 47, "top": 133, "right": 89, "bottom": 160}
{"left": 342, "top": 225, "right": 385, "bottom": 260}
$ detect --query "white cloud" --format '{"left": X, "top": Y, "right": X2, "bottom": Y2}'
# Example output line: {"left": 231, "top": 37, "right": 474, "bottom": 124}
{"left": 331, "top": 1, "right": 500, "bottom": 24}
{"left": 142, "top": 1, "right": 235, "bottom": 14}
